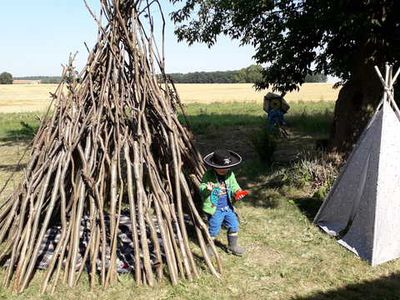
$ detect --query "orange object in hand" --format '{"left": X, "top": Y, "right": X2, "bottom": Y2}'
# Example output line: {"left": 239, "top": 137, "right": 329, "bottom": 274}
{"left": 234, "top": 190, "right": 249, "bottom": 201}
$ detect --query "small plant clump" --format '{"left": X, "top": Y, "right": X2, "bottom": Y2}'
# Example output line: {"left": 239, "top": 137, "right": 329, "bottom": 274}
{"left": 282, "top": 151, "right": 343, "bottom": 199}
{"left": 249, "top": 129, "right": 277, "bottom": 165}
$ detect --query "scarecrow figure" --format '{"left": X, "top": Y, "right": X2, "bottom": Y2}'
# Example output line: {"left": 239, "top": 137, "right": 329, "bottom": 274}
{"left": 263, "top": 92, "right": 290, "bottom": 127}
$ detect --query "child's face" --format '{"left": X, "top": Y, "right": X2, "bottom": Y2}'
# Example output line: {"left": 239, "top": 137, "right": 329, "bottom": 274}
{"left": 214, "top": 168, "right": 229, "bottom": 175}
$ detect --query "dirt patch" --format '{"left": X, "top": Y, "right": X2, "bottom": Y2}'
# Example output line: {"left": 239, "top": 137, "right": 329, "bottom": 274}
{"left": 0, "top": 141, "right": 29, "bottom": 198}
{"left": 194, "top": 125, "right": 259, "bottom": 161}
{"left": 248, "top": 242, "right": 283, "bottom": 267}
{"left": 195, "top": 126, "right": 319, "bottom": 165}
{"left": 273, "top": 130, "right": 317, "bottom": 163}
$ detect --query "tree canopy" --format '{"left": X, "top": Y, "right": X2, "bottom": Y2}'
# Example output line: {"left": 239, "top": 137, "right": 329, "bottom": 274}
{"left": 170, "top": 0, "right": 400, "bottom": 92}
{"left": 0, "top": 72, "right": 13, "bottom": 84}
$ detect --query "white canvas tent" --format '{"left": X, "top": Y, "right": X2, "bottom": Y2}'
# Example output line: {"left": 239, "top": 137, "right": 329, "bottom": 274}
{"left": 314, "top": 64, "right": 400, "bottom": 266}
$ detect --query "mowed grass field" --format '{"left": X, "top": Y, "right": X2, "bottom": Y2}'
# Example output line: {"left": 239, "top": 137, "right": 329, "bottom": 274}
{"left": 0, "top": 83, "right": 340, "bottom": 113}
{"left": 1, "top": 102, "right": 400, "bottom": 299}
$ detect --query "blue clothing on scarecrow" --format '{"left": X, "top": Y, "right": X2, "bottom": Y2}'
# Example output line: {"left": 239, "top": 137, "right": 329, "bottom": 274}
{"left": 263, "top": 92, "right": 290, "bottom": 127}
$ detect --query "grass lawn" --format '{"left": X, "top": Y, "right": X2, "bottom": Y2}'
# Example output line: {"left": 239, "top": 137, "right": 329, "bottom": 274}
{"left": 1, "top": 101, "right": 400, "bottom": 300}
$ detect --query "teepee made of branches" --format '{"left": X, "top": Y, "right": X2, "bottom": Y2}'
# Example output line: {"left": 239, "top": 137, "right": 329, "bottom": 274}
{"left": 0, "top": 0, "right": 221, "bottom": 293}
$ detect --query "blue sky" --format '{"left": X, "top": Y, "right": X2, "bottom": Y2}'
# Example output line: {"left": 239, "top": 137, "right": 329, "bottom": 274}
{"left": 0, "top": 0, "right": 255, "bottom": 77}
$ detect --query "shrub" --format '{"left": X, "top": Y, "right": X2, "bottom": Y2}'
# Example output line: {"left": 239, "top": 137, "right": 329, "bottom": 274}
{"left": 283, "top": 151, "right": 342, "bottom": 198}
{"left": 250, "top": 129, "right": 277, "bottom": 164}
{"left": 0, "top": 72, "right": 13, "bottom": 84}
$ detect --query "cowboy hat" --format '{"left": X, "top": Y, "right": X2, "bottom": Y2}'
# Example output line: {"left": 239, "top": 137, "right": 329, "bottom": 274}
{"left": 203, "top": 149, "right": 242, "bottom": 169}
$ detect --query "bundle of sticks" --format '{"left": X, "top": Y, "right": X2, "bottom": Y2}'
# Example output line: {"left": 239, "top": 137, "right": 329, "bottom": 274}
{"left": 0, "top": 0, "right": 221, "bottom": 293}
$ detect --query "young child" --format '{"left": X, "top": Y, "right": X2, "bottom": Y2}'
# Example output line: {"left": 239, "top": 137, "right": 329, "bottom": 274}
{"left": 200, "top": 149, "right": 248, "bottom": 256}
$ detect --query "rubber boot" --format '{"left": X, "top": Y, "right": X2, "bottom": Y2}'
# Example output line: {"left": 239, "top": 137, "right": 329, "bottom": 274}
{"left": 227, "top": 233, "right": 245, "bottom": 256}
{"left": 206, "top": 237, "right": 216, "bottom": 257}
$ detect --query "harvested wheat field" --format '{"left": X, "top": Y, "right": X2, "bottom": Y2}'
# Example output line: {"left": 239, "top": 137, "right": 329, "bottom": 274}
{"left": 0, "top": 83, "right": 340, "bottom": 113}
{"left": 0, "top": 84, "right": 57, "bottom": 113}
{"left": 176, "top": 83, "right": 340, "bottom": 103}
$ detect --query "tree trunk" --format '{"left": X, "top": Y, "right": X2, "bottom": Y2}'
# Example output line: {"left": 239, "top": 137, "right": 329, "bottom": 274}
{"left": 329, "top": 63, "right": 383, "bottom": 152}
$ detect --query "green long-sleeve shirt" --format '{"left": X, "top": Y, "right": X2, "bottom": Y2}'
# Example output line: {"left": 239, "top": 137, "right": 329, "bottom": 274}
{"left": 199, "top": 169, "right": 241, "bottom": 215}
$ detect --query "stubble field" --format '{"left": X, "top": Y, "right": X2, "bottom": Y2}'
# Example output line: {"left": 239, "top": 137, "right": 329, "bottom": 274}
{"left": 0, "top": 83, "right": 340, "bottom": 113}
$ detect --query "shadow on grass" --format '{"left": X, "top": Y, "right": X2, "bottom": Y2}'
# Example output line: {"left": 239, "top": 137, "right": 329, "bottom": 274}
{"left": 180, "top": 113, "right": 265, "bottom": 135}
{"left": 164, "top": 107, "right": 331, "bottom": 216}
{"left": 235, "top": 160, "right": 291, "bottom": 210}
{"left": 294, "top": 272, "right": 400, "bottom": 300}
{"left": 0, "top": 164, "right": 26, "bottom": 172}
{"left": 0, "top": 122, "right": 38, "bottom": 142}
{"left": 184, "top": 111, "right": 332, "bottom": 137}
{"left": 292, "top": 196, "right": 323, "bottom": 223}
{"left": 286, "top": 109, "right": 333, "bottom": 136}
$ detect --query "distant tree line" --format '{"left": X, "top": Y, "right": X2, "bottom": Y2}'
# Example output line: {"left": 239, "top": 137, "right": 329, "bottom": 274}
{"left": 168, "top": 65, "right": 327, "bottom": 84}
{"left": 304, "top": 73, "right": 328, "bottom": 83}
{"left": 13, "top": 76, "right": 62, "bottom": 84}
{"left": 12, "top": 66, "right": 327, "bottom": 84}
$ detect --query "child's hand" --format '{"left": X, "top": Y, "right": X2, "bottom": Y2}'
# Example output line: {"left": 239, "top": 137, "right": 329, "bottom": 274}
{"left": 206, "top": 182, "right": 214, "bottom": 191}
{"left": 234, "top": 190, "right": 249, "bottom": 201}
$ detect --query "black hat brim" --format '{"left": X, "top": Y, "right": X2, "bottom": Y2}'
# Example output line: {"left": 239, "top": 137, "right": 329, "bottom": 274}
{"left": 203, "top": 150, "right": 242, "bottom": 169}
